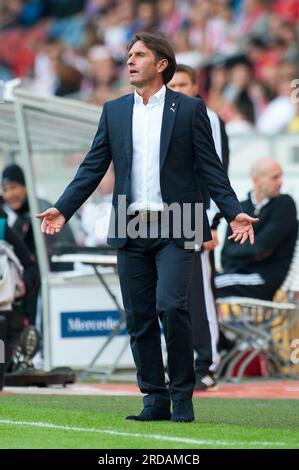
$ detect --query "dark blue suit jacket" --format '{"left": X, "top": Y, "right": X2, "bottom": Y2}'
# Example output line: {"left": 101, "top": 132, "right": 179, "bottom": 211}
{"left": 55, "top": 88, "right": 242, "bottom": 248}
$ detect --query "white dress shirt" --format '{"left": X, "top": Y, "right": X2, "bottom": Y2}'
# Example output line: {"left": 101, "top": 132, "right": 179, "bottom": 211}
{"left": 250, "top": 190, "right": 269, "bottom": 216}
{"left": 128, "top": 85, "right": 166, "bottom": 214}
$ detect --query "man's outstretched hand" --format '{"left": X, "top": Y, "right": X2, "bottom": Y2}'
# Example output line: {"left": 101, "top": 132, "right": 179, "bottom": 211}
{"left": 36, "top": 207, "right": 66, "bottom": 235}
{"left": 229, "top": 213, "right": 259, "bottom": 245}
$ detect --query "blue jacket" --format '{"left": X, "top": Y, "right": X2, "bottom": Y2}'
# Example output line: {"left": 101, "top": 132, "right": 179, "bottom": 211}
{"left": 55, "top": 88, "right": 242, "bottom": 248}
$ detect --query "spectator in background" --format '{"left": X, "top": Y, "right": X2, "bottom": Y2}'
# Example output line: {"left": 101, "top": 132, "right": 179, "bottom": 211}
{"left": 0, "top": 164, "right": 76, "bottom": 322}
{"left": 237, "top": 0, "right": 268, "bottom": 38}
{"left": 44, "top": 39, "right": 84, "bottom": 97}
{"left": 275, "top": 19, "right": 299, "bottom": 62}
{"left": 1, "top": 164, "right": 75, "bottom": 260}
{"left": 206, "top": 63, "right": 232, "bottom": 122}
{"left": 246, "top": 36, "right": 274, "bottom": 85}
{"left": 173, "top": 30, "right": 202, "bottom": 69}
{"left": 225, "top": 90, "right": 255, "bottom": 136}
{"left": 257, "top": 72, "right": 296, "bottom": 134}
{"left": 0, "top": 0, "right": 298, "bottom": 127}
{"left": 156, "top": 0, "right": 185, "bottom": 39}
{"left": 30, "top": 37, "right": 83, "bottom": 97}
{"left": 0, "top": 207, "right": 39, "bottom": 370}
{"left": 130, "top": 1, "right": 157, "bottom": 35}
{"left": 99, "top": 1, "right": 134, "bottom": 63}
{"left": 216, "top": 157, "right": 298, "bottom": 301}
{"left": 187, "top": 0, "right": 238, "bottom": 59}
{"left": 223, "top": 60, "right": 253, "bottom": 103}
{"left": 249, "top": 78, "right": 271, "bottom": 118}
{"left": 84, "top": 45, "right": 123, "bottom": 104}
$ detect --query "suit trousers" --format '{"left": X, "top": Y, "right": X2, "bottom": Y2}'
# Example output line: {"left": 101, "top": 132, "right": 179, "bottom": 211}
{"left": 117, "top": 224, "right": 195, "bottom": 402}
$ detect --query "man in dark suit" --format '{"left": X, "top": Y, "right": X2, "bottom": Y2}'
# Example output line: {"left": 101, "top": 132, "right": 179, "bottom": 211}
{"left": 36, "top": 33, "right": 258, "bottom": 422}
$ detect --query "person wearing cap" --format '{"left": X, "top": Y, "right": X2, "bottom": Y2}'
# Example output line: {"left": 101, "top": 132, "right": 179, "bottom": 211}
{"left": 1, "top": 164, "right": 75, "bottom": 258}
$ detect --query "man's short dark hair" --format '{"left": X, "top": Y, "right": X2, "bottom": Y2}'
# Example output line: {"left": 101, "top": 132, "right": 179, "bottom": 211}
{"left": 127, "top": 32, "right": 176, "bottom": 84}
{"left": 175, "top": 64, "right": 197, "bottom": 85}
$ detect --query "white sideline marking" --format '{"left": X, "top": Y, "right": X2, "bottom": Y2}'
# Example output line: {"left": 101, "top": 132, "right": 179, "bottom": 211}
{"left": 0, "top": 419, "right": 288, "bottom": 447}
{"left": 4, "top": 385, "right": 139, "bottom": 397}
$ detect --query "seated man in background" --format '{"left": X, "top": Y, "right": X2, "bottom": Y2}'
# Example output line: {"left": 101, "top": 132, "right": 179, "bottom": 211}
{"left": 216, "top": 157, "right": 298, "bottom": 301}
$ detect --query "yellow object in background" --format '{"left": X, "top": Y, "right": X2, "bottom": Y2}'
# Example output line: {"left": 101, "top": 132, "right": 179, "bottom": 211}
{"left": 289, "top": 116, "right": 299, "bottom": 133}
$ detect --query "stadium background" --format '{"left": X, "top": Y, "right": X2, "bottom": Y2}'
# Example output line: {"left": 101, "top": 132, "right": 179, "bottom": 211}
{"left": 0, "top": 0, "right": 299, "bottom": 451}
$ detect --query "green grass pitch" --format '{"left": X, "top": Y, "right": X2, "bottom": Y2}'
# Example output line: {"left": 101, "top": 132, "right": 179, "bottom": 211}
{"left": 0, "top": 394, "right": 299, "bottom": 449}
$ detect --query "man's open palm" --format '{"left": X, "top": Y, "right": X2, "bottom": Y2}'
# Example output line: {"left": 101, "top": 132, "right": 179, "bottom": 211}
{"left": 229, "top": 213, "right": 259, "bottom": 245}
{"left": 36, "top": 207, "right": 66, "bottom": 235}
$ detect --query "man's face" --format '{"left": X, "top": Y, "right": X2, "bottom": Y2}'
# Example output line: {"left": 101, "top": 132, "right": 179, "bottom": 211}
{"left": 2, "top": 182, "right": 27, "bottom": 211}
{"left": 254, "top": 163, "right": 283, "bottom": 198}
{"left": 127, "top": 40, "right": 166, "bottom": 87}
{"left": 168, "top": 71, "right": 197, "bottom": 97}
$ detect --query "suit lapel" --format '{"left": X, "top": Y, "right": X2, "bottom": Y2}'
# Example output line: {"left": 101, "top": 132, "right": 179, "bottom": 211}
{"left": 122, "top": 93, "right": 134, "bottom": 172}
{"left": 160, "top": 88, "right": 179, "bottom": 170}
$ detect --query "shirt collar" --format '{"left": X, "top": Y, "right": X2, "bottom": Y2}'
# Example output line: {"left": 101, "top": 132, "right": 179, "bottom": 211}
{"left": 134, "top": 85, "right": 166, "bottom": 106}
{"left": 250, "top": 190, "right": 270, "bottom": 215}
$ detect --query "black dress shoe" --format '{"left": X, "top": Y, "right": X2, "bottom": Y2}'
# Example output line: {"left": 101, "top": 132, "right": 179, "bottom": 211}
{"left": 126, "top": 406, "right": 171, "bottom": 421}
{"left": 171, "top": 400, "right": 195, "bottom": 422}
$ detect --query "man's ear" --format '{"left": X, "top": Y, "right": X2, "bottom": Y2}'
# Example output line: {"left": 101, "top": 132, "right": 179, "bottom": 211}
{"left": 157, "top": 58, "right": 168, "bottom": 73}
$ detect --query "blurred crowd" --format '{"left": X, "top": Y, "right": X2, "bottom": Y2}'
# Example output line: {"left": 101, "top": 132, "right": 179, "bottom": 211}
{"left": 0, "top": 0, "right": 299, "bottom": 134}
